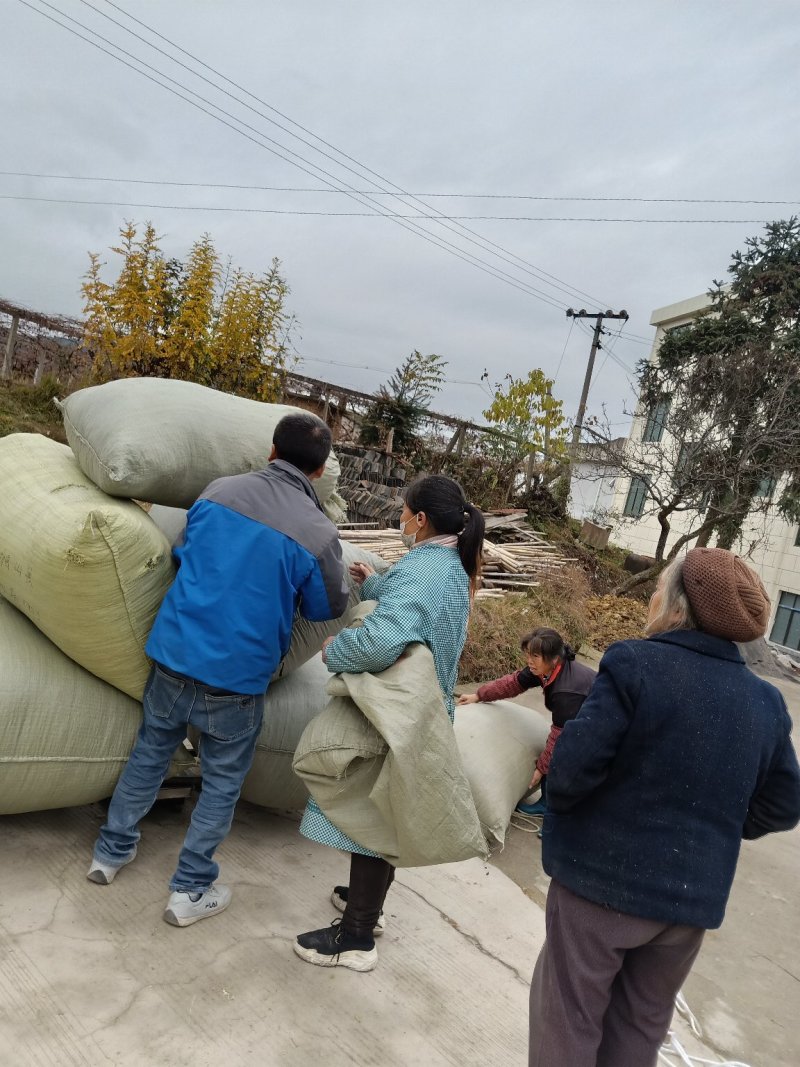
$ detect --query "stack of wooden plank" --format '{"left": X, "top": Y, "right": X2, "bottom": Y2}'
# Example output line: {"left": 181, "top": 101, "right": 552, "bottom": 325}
{"left": 339, "top": 510, "right": 575, "bottom": 598}
{"left": 337, "top": 527, "right": 408, "bottom": 564}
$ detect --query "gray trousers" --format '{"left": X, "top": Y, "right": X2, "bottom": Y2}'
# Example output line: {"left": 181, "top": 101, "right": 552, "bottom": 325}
{"left": 529, "top": 879, "right": 705, "bottom": 1067}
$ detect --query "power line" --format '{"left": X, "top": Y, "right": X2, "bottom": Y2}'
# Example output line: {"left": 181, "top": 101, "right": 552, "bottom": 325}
{"left": 292, "top": 350, "right": 496, "bottom": 403}
{"left": 17, "top": 1, "right": 574, "bottom": 313}
{"left": 575, "top": 317, "right": 652, "bottom": 352}
{"left": 72, "top": 0, "right": 594, "bottom": 308}
{"left": 588, "top": 321, "right": 632, "bottom": 399}
{"left": 20, "top": 0, "right": 587, "bottom": 314}
{"left": 552, "top": 318, "right": 576, "bottom": 385}
{"left": 58, "top": 0, "right": 618, "bottom": 310}
{"left": 0, "top": 192, "right": 773, "bottom": 224}
{"left": 90, "top": 0, "right": 616, "bottom": 309}
{"left": 574, "top": 319, "right": 639, "bottom": 386}
{"left": 15, "top": 1, "right": 666, "bottom": 374}
{"left": 3, "top": 170, "right": 793, "bottom": 206}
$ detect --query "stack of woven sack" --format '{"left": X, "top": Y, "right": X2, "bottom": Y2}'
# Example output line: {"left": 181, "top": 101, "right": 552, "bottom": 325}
{"left": 0, "top": 376, "right": 550, "bottom": 850}
{"left": 0, "top": 377, "right": 373, "bottom": 815}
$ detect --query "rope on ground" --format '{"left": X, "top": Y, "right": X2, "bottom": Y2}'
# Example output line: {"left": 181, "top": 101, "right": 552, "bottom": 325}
{"left": 509, "top": 812, "right": 544, "bottom": 834}
{"left": 658, "top": 991, "right": 752, "bottom": 1067}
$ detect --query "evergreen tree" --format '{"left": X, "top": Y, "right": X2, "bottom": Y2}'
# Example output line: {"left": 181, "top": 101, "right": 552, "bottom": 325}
{"left": 360, "top": 350, "right": 447, "bottom": 450}
{"left": 640, "top": 218, "right": 800, "bottom": 550}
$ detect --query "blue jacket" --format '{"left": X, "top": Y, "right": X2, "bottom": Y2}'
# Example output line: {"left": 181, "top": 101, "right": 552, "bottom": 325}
{"left": 543, "top": 630, "right": 800, "bottom": 929}
{"left": 146, "top": 460, "right": 349, "bottom": 694}
{"left": 325, "top": 543, "right": 470, "bottom": 721}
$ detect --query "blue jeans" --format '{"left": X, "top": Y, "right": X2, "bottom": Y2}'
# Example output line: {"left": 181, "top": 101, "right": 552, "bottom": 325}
{"left": 94, "top": 663, "right": 265, "bottom": 892}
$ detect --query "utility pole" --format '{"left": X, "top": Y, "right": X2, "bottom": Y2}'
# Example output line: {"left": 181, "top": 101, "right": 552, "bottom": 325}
{"left": 567, "top": 307, "right": 628, "bottom": 457}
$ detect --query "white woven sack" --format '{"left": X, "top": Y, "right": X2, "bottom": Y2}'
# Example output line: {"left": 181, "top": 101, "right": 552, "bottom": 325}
{"left": 56, "top": 377, "right": 345, "bottom": 521}
{"left": 0, "top": 597, "right": 192, "bottom": 815}
{"left": 454, "top": 699, "right": 551, "bottom": 848}
{"left": 275, "top": 540, "right": 389, "bottom": 679}
{"left": 0, "top": 433, "right": 174, "bottom": 699}
{"left": 239, "top": 639, "right": 550, "bottom": 849}
{"left": 240, "top": 655, "right": 333, "bottom": 810}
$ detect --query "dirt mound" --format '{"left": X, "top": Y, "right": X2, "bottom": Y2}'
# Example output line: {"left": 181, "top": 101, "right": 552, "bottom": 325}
{"left": 585, "top": 595, "right": 649, "bottom": 650}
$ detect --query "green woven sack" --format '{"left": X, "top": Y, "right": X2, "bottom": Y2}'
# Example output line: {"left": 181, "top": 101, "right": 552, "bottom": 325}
{"left": 0, "top": 597, "right": 192, "bottom": 814}
{"left": 57, "top": 377, "right": 346, "bottom": 522}
{"left": 0, "top": 434, "right": 174, "bottom": 699}
{"left": 240, "top": 655, "right": 332, "bottom": 810}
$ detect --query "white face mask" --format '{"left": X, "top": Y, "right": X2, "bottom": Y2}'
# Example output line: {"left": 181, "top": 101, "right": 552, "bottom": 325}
{"left": 399, "top": 516, "right": 418, "bottom": 548}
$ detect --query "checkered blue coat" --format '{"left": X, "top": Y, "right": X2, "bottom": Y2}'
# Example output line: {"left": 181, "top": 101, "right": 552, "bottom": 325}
{"left": 299, "top": 543, "right": 471, "bottom": 856}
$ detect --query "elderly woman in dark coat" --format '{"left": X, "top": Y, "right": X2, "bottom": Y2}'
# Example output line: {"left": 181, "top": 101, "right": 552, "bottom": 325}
{"left": 529, "top": 547, "right": 800, "bottom": 1067}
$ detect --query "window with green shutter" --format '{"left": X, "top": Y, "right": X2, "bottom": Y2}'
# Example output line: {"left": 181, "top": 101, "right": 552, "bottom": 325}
{"left": 623, "top": 476, "right": 648, "bottom": 518}
{"left": 770, "top": 591, "right": 800, "bottom": 651}
{"left": 642, "top": 401, "right": 670, "bottom": 443}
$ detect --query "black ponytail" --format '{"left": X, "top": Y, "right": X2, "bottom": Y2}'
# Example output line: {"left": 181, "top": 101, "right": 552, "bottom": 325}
{"left": 404, "top": 475, "right": 485, "bottom": 592}
{"left": 458, "top": 502, "right": 485, "bottom": 593}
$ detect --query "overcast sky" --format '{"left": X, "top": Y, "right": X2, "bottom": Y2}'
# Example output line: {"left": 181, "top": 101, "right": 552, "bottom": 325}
{"left": 3, "top": 1, "right": 799, "bottom": 431}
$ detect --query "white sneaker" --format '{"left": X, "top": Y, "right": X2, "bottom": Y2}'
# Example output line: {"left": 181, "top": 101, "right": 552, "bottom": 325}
{"left": 331, "top": 885, "right": 386, "bottom": 936}
{"left": 163, "top": 883, "right": 232, "bottom": 927}
{"left": 87, "top": 847, "right": 137, "bottom": 885}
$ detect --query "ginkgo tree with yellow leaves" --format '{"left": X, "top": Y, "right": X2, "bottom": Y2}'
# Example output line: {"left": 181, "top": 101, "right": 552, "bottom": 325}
{"left": 482, "top": 368, "right": 568, "bottom": 464}
{"left": 82, "top": 222, "right": 293, "bottom": 400}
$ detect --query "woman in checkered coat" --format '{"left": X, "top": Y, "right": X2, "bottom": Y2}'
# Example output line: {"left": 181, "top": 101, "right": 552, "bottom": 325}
{"left": 294, "top": 474, "right": 485, "bottom": 972}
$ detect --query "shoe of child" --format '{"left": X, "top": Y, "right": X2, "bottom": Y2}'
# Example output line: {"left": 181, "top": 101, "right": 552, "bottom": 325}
{"left": 516, "top": 798, "right": 547, "bottom": 816}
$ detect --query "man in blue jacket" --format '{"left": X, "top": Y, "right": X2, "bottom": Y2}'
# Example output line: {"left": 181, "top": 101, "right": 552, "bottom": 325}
{"left": 88, "top": 412, "right": 349, "bottom": 927}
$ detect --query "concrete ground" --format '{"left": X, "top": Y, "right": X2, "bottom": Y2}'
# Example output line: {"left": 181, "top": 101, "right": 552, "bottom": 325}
{"left": 2, "top": 801, "right": 722, "bottom": 1066}
{"left": 492, "top": 674, "right": 800, "bottom": 1067}
{"left": 1, "top": 675, "right": 795, "bottom": 1066}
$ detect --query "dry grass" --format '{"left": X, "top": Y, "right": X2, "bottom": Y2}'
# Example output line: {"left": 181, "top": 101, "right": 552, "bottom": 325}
{"left": 0, "top": 377, "right": 67, "bottom": 442}
{"left": 460, "top": 565, "right": 591, "bottom": 683}
{"left": 460, "top": 568, "right": 651, "bottom": 682}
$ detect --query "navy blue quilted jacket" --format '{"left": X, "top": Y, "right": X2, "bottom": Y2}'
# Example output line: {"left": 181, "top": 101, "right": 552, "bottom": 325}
{"left": 543, "top": 630, "right": 800, "bottom": 929}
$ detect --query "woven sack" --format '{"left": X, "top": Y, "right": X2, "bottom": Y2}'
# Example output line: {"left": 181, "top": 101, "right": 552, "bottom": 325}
{"left": 0, "top": 433, "right": 174, "bottom": 699}
{"left": 57, "top": 377, "right": 346, "bottom": 521}
{"left": 0, "top": 597, "right": 192, "bottom": 814}
{"left": 453, "top": 700, "right": 550, "bottom": 847}
{"left": 240, "top": 655, "right": 332, "bottom": 810}
{"left": 147, "top": 501, "right": 388, "bottom": 680}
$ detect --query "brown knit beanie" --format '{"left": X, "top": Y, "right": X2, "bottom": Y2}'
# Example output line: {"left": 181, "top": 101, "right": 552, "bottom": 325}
{"left": 682, "top": 547, "right": 770, "bottom": 643}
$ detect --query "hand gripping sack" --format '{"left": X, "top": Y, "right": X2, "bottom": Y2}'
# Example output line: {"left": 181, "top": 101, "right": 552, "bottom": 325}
{"left": 0, "top": 434, "right": 174, "bottom": 699}
{"left": 57, "top": 377, "right": 346, "bottom": 521}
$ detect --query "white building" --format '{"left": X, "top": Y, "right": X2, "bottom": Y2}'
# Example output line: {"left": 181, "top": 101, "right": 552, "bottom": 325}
{"left": 603, "top": 294, "right": 800, "bottom": 653}
{"left": 569, "top": 438, "right": 625, "bottom": 524}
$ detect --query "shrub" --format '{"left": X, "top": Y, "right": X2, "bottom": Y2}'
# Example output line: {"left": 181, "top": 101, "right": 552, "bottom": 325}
{"left": 460, "top": 565, "right": 590, "bottom": 683}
